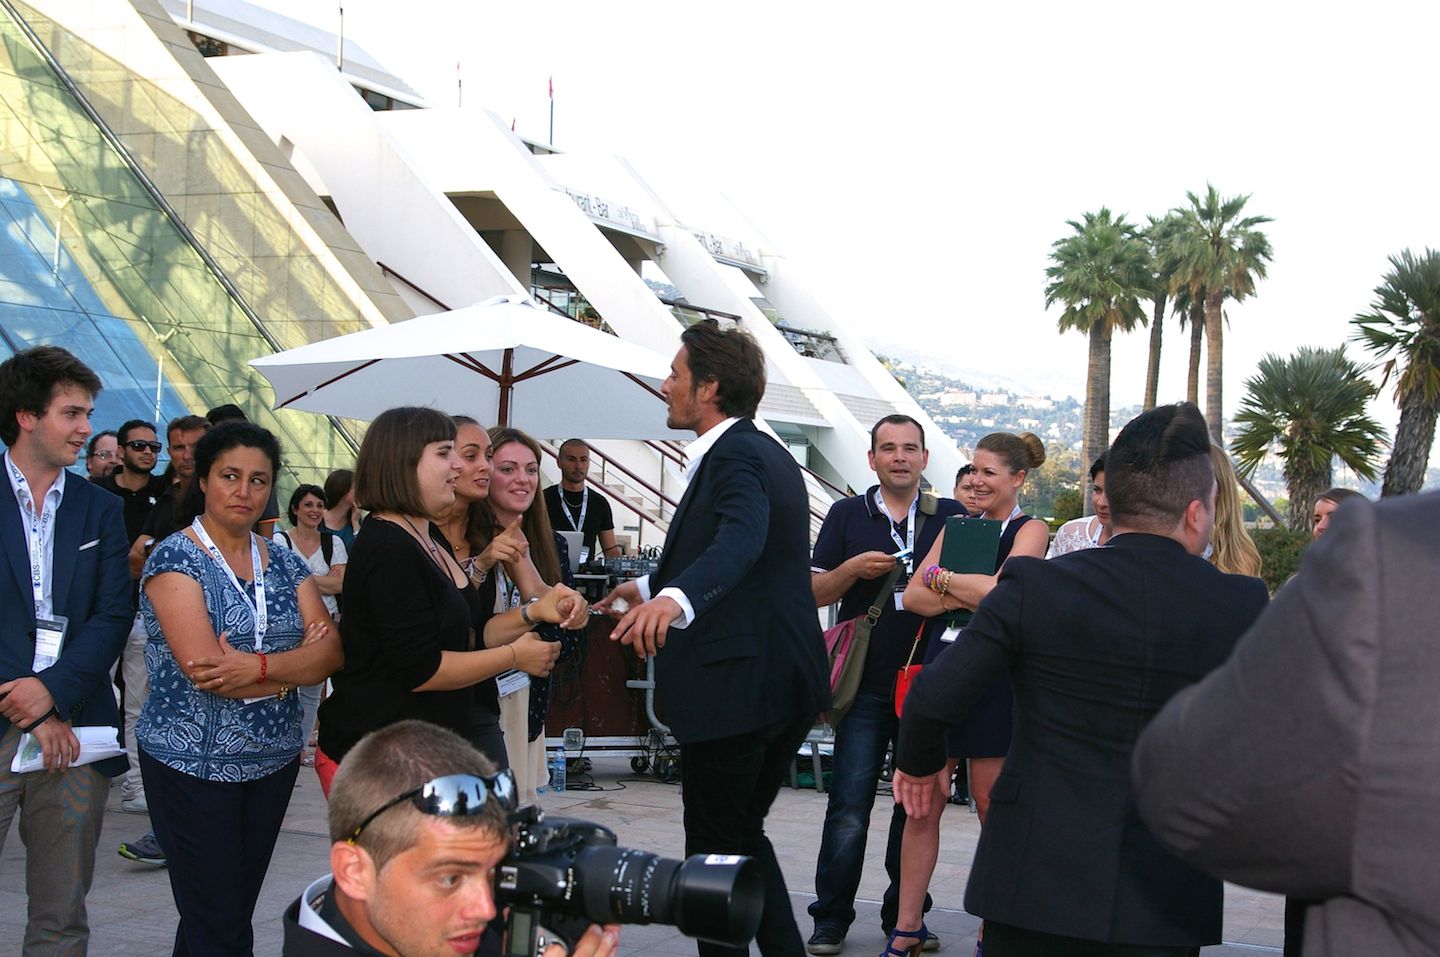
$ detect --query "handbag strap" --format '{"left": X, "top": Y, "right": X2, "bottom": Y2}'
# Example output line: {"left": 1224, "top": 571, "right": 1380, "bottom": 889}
{"left": 863, "top": 562, "right": 904, "bottom": 625}
{"left": 903, "top": 621, "right": 925, "bottom": 668}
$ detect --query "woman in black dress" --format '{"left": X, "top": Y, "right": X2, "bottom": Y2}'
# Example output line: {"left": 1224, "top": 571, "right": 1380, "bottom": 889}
{"left": 887, "top": 431, "right": 1048, "bottom": 957}
{"left": 314, "top": 407, "right": 577, "bottom": 793}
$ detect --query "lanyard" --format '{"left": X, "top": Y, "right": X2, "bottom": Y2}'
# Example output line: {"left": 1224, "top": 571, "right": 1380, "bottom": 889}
{"left": 191, "top": 517, "right": 268, "bottom": 652}
{"left": 998, "top": 503, "right": 1023, "bottom": 535}
{"left": 559, "top": 487, "right": 588, "bottom": 533}
{"left": 873, "top": 488, "right": 917, "bottom": 572}
{"left": 495, "top": 564, "right": 521, "bottom": 611}
{"left": 7, "top": 457, "right": 58, "bottom": 614}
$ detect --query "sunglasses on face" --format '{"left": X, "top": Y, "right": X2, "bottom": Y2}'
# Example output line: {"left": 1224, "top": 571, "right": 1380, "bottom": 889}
{"left": 125, "top": 440, "right": 163, "bottom": 452}
{"left": 348, "top": 769, "right": 519, "bottom": 845}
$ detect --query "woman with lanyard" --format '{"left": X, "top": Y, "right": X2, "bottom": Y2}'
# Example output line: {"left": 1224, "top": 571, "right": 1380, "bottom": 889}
{"left": 483, "top": 426, "right": 588, "bottom": 804}
{"left": 887, "top": 431, "right": 1048, "bottom": 957}
{"left": 273, "top": 483, "right": 347, "bottom": 765}
{"left": 316, "top": 408, "right": 573, "bottom": 794}
{"left": 435, "top": 415, "right": 587, "bottom": 762}
{"left": 135, "top": 422, "right": 342, "bottom": 956}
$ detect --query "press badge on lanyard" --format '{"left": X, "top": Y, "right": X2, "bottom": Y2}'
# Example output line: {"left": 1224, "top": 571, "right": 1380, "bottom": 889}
{"left": 495, "top": 571, "right": 531, "bottom": 698}
{"left": 877, "top": 488, "right": 917, "bottom": 611}
{"left": 33, "top": 616, "right": 67, "bottom": 671}
{"left": 15, "top": 460, "right": 69, "bottom": 670}
{"left": 191, "top": 518, "right": 276, "bottom": 703}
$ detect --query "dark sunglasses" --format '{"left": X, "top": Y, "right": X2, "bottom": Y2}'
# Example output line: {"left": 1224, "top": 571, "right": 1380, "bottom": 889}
{"left": 125, "top": 440, "right": 162, "bottom": 452}
{"left": 348, "top": 769, "right": 518, "bottom": 844}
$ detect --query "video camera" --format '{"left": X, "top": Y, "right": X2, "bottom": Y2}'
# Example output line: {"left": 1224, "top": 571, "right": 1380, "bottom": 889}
{"left": 498, "top": 805, "right": 763, "bottom": 957}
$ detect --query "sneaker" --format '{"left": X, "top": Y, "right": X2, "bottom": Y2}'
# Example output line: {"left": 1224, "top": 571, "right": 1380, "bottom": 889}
{"left": 118, "top": 832, "right": 167, "bottom": 866}
{"left": 119, "top": 794, "right": 148, "bottom": 814}
{"left": 807, "top": 926, "right": 845, "bottom": 955}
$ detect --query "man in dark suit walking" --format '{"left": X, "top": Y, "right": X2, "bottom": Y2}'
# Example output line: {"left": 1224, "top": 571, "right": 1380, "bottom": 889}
{"left": 893, "top": 403, "right": 1269, "bottom": 956}
{"left": 0, "top": 346, "right": 132, "bottom": 956}
{"left": 600, "top": 319, "right": 830, "bottom": 957}
{"left": 1133, "top": 490, "right": 1440, "bottom": 956}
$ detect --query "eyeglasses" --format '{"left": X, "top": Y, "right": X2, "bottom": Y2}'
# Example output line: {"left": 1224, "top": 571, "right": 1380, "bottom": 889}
{"left": 125, "top": 440, "right": 162, "bottom": 452}
{"left": 88, "top": 450, "right": 115, "bottom": 460}
{"left": 348, "top": 769, "right": 518, "bottom": 845}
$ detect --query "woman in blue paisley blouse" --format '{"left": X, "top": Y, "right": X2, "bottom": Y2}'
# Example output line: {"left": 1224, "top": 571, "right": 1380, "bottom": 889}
{"left": 136, "top": 422, "right": 342, "bottom": 957}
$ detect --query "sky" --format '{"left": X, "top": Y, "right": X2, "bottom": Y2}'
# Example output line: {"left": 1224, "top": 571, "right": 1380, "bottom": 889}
{"left": 293, "top": 0, "right": 1438, "bottom": 441}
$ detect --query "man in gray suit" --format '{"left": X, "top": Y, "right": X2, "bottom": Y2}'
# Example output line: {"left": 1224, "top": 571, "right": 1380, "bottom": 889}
{"left": 1133, "top": 491, "right": 1440, "bottom": 956}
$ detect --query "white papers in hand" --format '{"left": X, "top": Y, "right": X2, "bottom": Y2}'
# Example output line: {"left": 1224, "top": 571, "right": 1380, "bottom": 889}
{"left": 10, "top": 725, "right": 124, "bottom": 773}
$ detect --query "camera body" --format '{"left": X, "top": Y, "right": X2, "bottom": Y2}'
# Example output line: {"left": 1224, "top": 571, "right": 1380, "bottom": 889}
{"left": 497, "top": 806, "right": 762, "bottom": 957}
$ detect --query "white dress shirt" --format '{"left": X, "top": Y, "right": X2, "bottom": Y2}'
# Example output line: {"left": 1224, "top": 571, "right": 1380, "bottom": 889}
{"left": 5, "top": 449, "right": 67, "bottom": 618}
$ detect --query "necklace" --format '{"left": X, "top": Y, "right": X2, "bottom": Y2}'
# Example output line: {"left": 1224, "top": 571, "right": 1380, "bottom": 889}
{"left": 399, "top": 515, "right": 445, "bottom": 566}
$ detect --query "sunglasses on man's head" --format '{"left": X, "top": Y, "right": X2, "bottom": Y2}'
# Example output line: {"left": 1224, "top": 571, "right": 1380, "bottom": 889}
{"left": 348, "top": 769, "right": 519, "bottom": 845}
{"left": 125, "top": 440, "right": 162, "bottom": 452}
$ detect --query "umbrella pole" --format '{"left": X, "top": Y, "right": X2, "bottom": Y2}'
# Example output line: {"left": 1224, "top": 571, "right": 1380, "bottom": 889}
{"left": 497, "top": 347, "right": 514, "bottom": 427}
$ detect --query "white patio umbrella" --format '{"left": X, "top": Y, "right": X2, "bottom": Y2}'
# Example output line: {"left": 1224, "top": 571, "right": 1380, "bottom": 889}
{"left": 250, "top": 296, "right": 686, "bottom": 439}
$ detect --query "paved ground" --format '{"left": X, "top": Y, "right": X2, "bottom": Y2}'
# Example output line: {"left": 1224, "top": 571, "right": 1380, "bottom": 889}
{"left": 2, "top": 753, "right": 1284, "bottom": 955}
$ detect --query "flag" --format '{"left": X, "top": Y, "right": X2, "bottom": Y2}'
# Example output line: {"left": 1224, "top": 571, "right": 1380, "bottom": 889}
{"left": 548, "top": 76, "right": 553, "bottom": 99}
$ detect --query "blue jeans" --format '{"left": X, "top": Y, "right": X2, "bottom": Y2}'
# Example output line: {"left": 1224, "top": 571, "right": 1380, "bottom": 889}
{"left": 808, "top": 690, "right": 930, "bottom": 933}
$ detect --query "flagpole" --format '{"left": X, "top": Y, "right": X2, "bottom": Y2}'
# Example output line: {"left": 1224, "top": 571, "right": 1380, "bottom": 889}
{"left": 548, "top": 75, "right": 554, "bottom": 144}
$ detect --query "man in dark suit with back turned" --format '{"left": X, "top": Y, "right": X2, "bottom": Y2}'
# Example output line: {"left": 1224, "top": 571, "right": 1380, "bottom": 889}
{"left": 0, "top": 346, "right": 132, "bottom": 956}
{"left": 599, "top": 319, "right": 830, "bottom": 957}
{"left": 893, "top": 402, "right": 1269, "bottom": 956}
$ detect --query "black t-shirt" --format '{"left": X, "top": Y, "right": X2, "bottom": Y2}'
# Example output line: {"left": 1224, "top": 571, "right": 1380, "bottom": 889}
{"left": 140, "top": 482, "right": 186, "bottom": 543}
{"left": 811, "top": 489, "right": 967, "bottom": 695}
{"left": 95, "top": 472, "right": 169, "bottom": 543}
{"left": 542, "top": 484, "right": 615, "bottom": 559}
{"left": 318, "top": 518, "right": 497, "bottom": 764}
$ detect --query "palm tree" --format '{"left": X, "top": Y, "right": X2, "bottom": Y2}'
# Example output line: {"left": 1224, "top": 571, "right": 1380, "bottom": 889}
{"left": 1045, "top": 208, "right": 1152, "bottom": 509}
{"left": 1351, "top": 248, "right": 1440, "bottom": 496}
{"left": 1143, "top": 213, "right": 1185, "bottom": 410}
{"left": 1168, "top": 185, "right": 1274, "bottom": 442}
{"left": 1231, "top": 346, "right": 1387, "bottom": 532}
{"left": 1172, "top": 287, "right": 1205, "bottom": 406}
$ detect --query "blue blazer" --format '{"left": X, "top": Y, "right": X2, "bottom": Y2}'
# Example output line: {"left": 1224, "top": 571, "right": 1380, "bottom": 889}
{"left": 649, "top": 419, "right": 830, "bottom": 744}
{"left": 1, "top": 469, "right": 132, "bottom": 776}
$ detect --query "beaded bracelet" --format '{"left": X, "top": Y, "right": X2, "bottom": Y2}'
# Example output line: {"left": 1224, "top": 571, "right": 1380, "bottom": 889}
{"left": 257, "top": 651, "right": 268, "bottom": 684}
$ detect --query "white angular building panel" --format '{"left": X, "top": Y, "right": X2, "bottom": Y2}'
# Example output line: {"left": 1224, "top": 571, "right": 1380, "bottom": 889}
{"left": 6, "top": 0, "right": 965, "bottom": 546}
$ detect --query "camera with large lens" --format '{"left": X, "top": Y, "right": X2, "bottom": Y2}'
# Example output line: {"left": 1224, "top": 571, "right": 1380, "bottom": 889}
{"left": 497, "top": 805, "right": 763, "bottom": 957}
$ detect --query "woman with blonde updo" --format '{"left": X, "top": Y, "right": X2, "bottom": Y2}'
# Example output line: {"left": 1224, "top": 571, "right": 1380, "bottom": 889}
{"left": 887, "top": 432, "right": 1049, "bottom": 957}
{"left": 1208, "top": 446, "right": 1262, "bottom": 578}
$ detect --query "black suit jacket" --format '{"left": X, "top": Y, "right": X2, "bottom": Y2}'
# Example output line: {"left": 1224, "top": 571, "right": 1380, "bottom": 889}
{"left": 896, "top": 533, "right": 1269, "bottom": 947}
{"left": 1, "top": 468, "right": 132, "bottom": 776}
{"left": 649, "top": 419, "right": 829, "bottom": 744}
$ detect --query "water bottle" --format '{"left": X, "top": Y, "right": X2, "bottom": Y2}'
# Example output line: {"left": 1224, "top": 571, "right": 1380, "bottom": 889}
{"left": 552, "top": 743, "right": 567, "bottom": 793}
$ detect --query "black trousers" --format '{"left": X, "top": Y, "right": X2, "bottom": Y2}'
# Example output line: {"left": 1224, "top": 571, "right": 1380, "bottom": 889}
{"left": 141, "top": 748, "right": 300, "bottom": 957}
{"left": 983, "top": 922, "right": 1200, "bottom": 957}
{"left": 680, "top": 713, "right": 813, "bottom": 957}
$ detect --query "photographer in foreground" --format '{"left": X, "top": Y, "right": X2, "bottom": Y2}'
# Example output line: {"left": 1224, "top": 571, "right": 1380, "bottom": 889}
{"left": 284, "top": 720, "right": 619, "bottom": 957}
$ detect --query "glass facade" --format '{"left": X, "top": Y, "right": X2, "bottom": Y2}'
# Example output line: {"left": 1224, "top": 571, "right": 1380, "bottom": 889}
{"left": 0, "top": 1, "right": 378, "bottom": 488}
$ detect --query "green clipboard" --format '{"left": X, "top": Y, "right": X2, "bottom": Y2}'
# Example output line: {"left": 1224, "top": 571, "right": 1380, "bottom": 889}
{"left": 939, "top": 516, "right": 1002, "bottom": 624}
